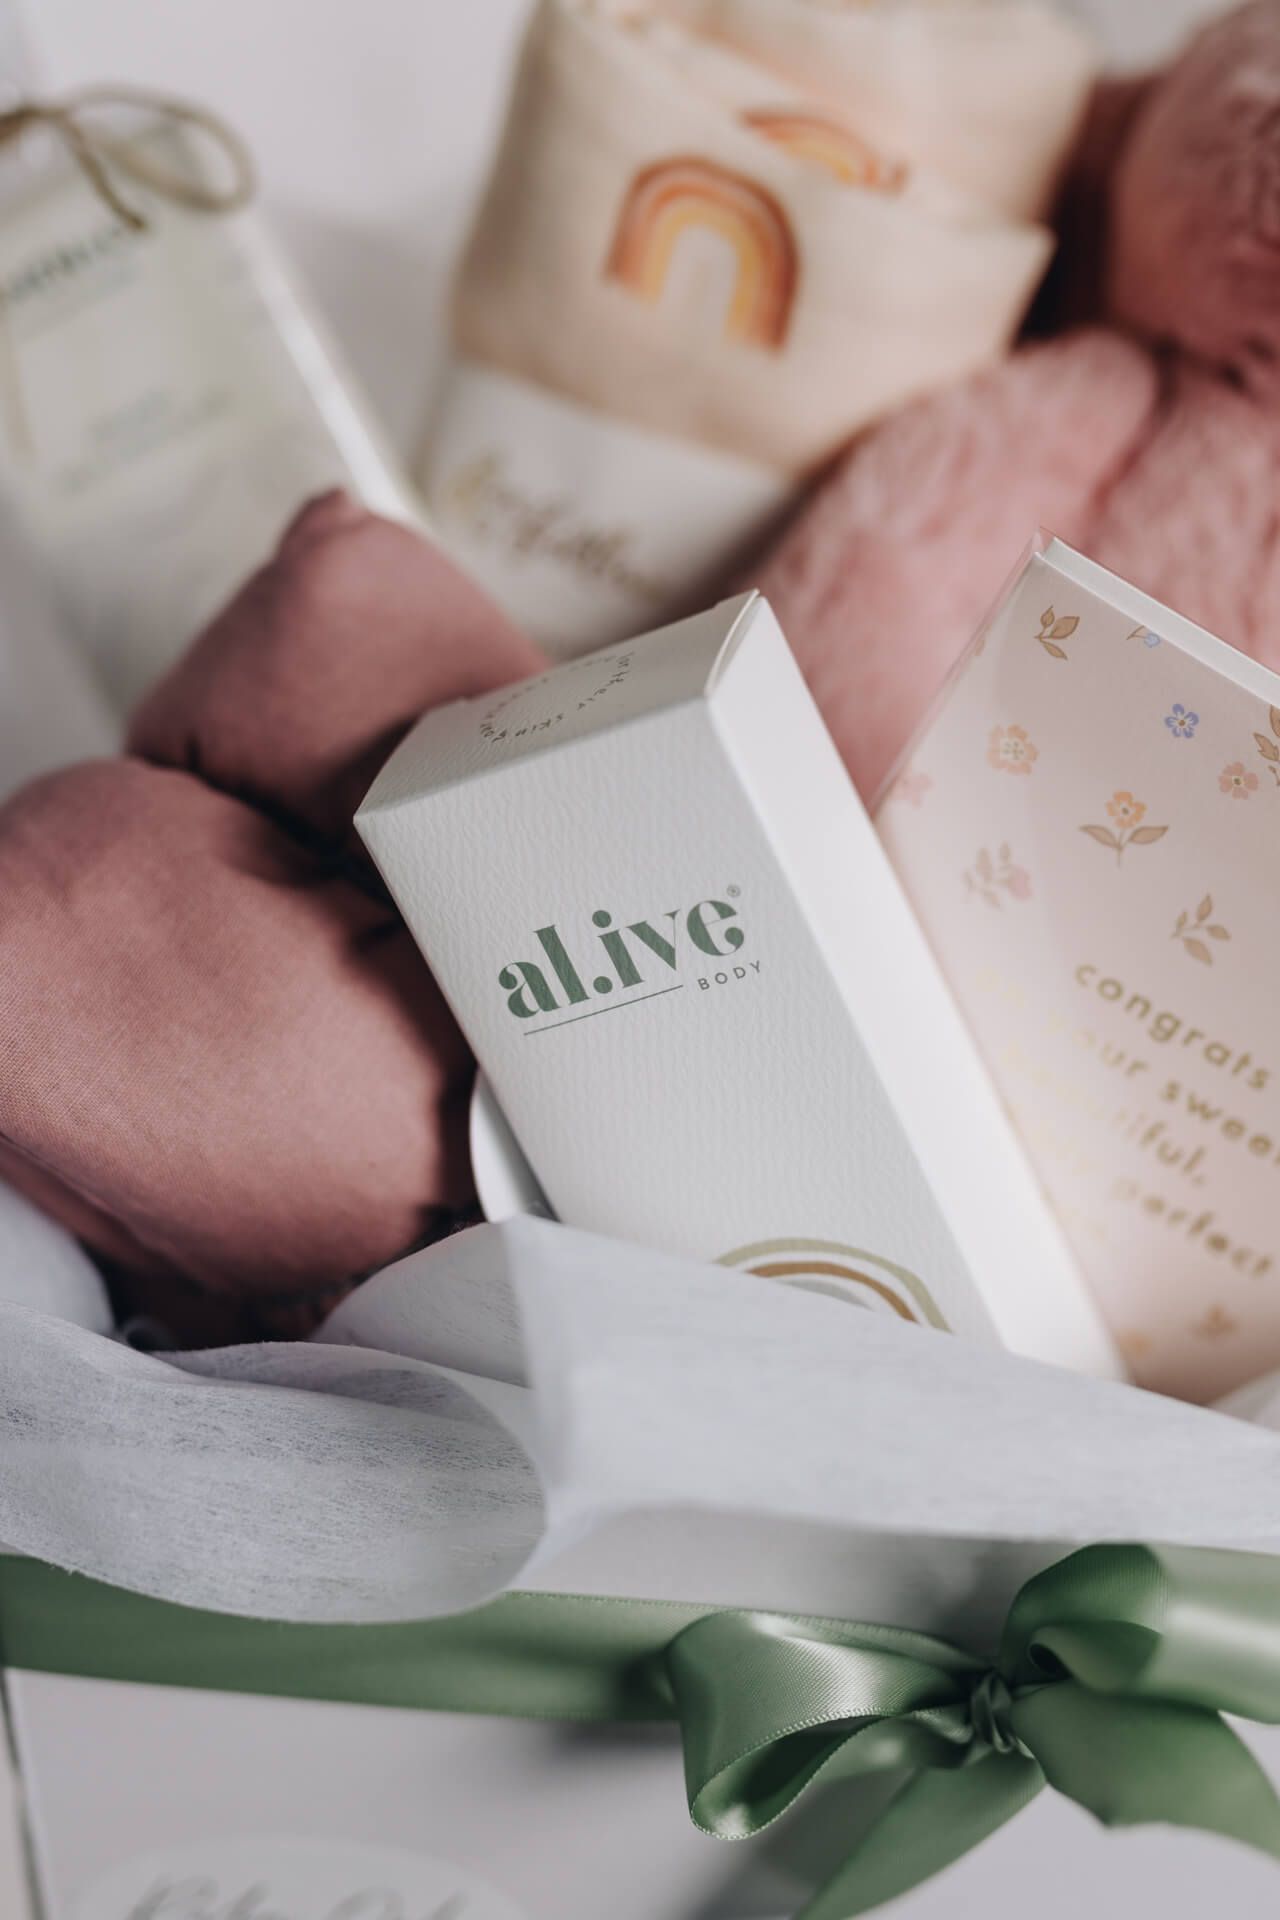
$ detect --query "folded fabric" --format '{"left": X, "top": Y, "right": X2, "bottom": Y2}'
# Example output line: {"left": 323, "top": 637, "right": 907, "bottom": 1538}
{"left": 450, "top": 0, "right": 1056, "bottom": 476}
{"left": 424, "top": 0, "right": 1087, "bottom": 654}
{"left": 751, "top": 329, "right": 1160, "bottom": 800}
{"left": 659, "top": 0, "right": 1099, "bottom": 221}
{"left": 0, "top": 493, "right": 545, "bottom": 1301}
{"left": 130, "top": 490, "right": 539, "bottom": 844}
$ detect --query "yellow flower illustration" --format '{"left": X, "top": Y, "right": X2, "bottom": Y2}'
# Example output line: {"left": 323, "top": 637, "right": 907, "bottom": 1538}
{"left": 1106, "top": 791, "right": 1147, "bottom": 827}
{"left": 987, "top": 724, "right": 1038, "bottom": 776}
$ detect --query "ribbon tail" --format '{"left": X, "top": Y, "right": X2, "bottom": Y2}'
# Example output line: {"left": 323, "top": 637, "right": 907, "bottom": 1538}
{"left": 796, "top": 1754, "right": 1044, "bottom": 1920}
{"left": 1015, "top": 1683, "right": 1280, "bottom": 1862}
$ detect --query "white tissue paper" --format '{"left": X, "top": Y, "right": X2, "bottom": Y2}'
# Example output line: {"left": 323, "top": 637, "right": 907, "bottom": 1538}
{"left": 4, "top": 1214, "right": 1280, "bottom": 1643}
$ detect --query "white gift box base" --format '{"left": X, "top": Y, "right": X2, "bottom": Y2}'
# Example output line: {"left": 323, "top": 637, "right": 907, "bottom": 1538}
{"left": 10, "top": 1563, "right": 1280, "bottom": 1920}
{"left": 7, "top": 1210, "right": 1280, "bottom": 1919}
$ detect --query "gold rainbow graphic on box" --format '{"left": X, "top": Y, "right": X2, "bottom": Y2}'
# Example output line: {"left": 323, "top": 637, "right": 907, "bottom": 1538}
{"left": 719, "top": 1238, "right": 949, "bottom": 1328}
{"left": 605, "top": 155, "right": 798, "bottom": 350}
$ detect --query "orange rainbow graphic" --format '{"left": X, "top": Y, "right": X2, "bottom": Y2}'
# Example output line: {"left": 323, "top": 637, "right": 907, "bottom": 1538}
{"left": 605, "top": 155, "right": 798, "bottom": 352}
{"left": 742, "top": 107, "right": 909, "bottom": 193}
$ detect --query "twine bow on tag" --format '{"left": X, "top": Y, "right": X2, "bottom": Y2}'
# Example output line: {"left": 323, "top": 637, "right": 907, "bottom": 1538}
{"left": 0, "top": 86, "right": 255, "bottom": 230}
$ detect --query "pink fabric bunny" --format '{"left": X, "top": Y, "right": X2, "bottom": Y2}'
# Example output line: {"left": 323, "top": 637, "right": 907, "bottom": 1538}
{"left": 753, "top": 0, "right": 1280, "bottom": 802}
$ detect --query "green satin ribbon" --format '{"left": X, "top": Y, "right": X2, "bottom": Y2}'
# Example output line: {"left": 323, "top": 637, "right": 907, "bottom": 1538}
{"left": 666, "top": 1543, "right": 1280, "bottom": 1915}
{"left": 4, "top": 1544, "right": 1280, "bottom": 1914}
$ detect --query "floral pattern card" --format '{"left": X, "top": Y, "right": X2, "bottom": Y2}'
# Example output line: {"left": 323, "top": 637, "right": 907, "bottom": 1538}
{"left": 877, "top": 536, "right": 1280, "bottom": 1403}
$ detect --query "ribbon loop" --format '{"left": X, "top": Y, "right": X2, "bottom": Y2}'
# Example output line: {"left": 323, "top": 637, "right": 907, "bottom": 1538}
{"left": 665, "top": 1609, "right": 984, "bottom": 1840}
{"left": 665, "top": 1546, "right": 1280, "bottom": 1917}
{"left": 1003, "top": 1543, "right": 1280, "bottom": 1719}
{"left": 0, "top": 88, "right": 254, "bottom": 231}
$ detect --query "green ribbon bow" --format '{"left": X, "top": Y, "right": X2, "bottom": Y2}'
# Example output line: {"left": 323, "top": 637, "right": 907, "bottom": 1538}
{"left": 666, "top": 1543, "right": 1280, "bottom": 1915}
{"left": 4, "top": 1544, "right": 1280, "bottom": 1914}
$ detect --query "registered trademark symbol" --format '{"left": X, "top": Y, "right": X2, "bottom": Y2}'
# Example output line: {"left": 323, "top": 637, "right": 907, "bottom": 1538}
{"left": 726, "top": 884, "right": 740, "bottom": 897}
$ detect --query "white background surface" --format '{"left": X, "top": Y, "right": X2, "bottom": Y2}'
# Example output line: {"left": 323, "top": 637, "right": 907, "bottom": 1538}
{"left": 0, "top": 1, "right": 1251, "bottom": 1916}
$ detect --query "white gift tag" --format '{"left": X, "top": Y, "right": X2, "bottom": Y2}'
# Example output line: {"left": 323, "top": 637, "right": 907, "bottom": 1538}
{"left": 0, "top": 128, "right": 421, "bottom": 712}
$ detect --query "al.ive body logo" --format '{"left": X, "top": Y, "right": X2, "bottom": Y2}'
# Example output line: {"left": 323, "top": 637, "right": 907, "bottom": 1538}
{"left": 499, "top": 891, "right": 760, "bottom": 1033}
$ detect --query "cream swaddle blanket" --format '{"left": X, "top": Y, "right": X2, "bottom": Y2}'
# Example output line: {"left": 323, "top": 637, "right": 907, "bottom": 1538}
{"left": 424, "top": 0, "right": 1096, "bottom": 653}
{"left": 659, "top": 0, "right": 1098, "bottom": 221}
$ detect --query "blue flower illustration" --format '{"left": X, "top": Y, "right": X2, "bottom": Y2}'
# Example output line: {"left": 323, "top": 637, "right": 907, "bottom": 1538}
{"left": 1141, "top": 629, "right": 1163, "bottom": 648}
{"left": 1165, "top": 704, "right": 1199, "bottom": 740}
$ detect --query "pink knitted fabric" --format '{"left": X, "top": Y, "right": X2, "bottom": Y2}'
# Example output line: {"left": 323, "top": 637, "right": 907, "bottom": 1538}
{"left": 753, "top": 0, "right": 1280, "bottom": 803}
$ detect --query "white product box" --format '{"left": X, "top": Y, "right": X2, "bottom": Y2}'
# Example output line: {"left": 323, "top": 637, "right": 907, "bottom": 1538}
{"left": 358, "top": 592, "right": 1118, "bottom": 1374}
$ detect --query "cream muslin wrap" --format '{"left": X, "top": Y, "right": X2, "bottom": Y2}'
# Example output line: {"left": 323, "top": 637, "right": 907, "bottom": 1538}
{"left": 452, "top": 2, "right": 1058, "bottom": 475}
{"left": 424, "top": 0, "right": 1093, "bottom": 653}
{"left": 658, "top": 0, "right": 1098, "bottom": 221}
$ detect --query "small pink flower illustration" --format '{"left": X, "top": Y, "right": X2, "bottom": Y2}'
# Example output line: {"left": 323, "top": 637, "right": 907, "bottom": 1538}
{"left": 894, "top": 768, "right": 934, "bottom": 809}
{"left": 987, "top": 724, "right": 1038, "bottom": 776}
{"left": 1004, "top": 866, "right": 1032, "bottom": 901}
{"left": 1220, "top": 762, "right": 1259, "bottom": 801}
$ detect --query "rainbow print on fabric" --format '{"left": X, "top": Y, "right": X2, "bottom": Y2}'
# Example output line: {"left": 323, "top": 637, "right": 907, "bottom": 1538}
{"left": 605, "top": 155, "right": 798, "bottom": 352}
{"left": 742, "top": 107, "right": 909, "bottom": 192}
